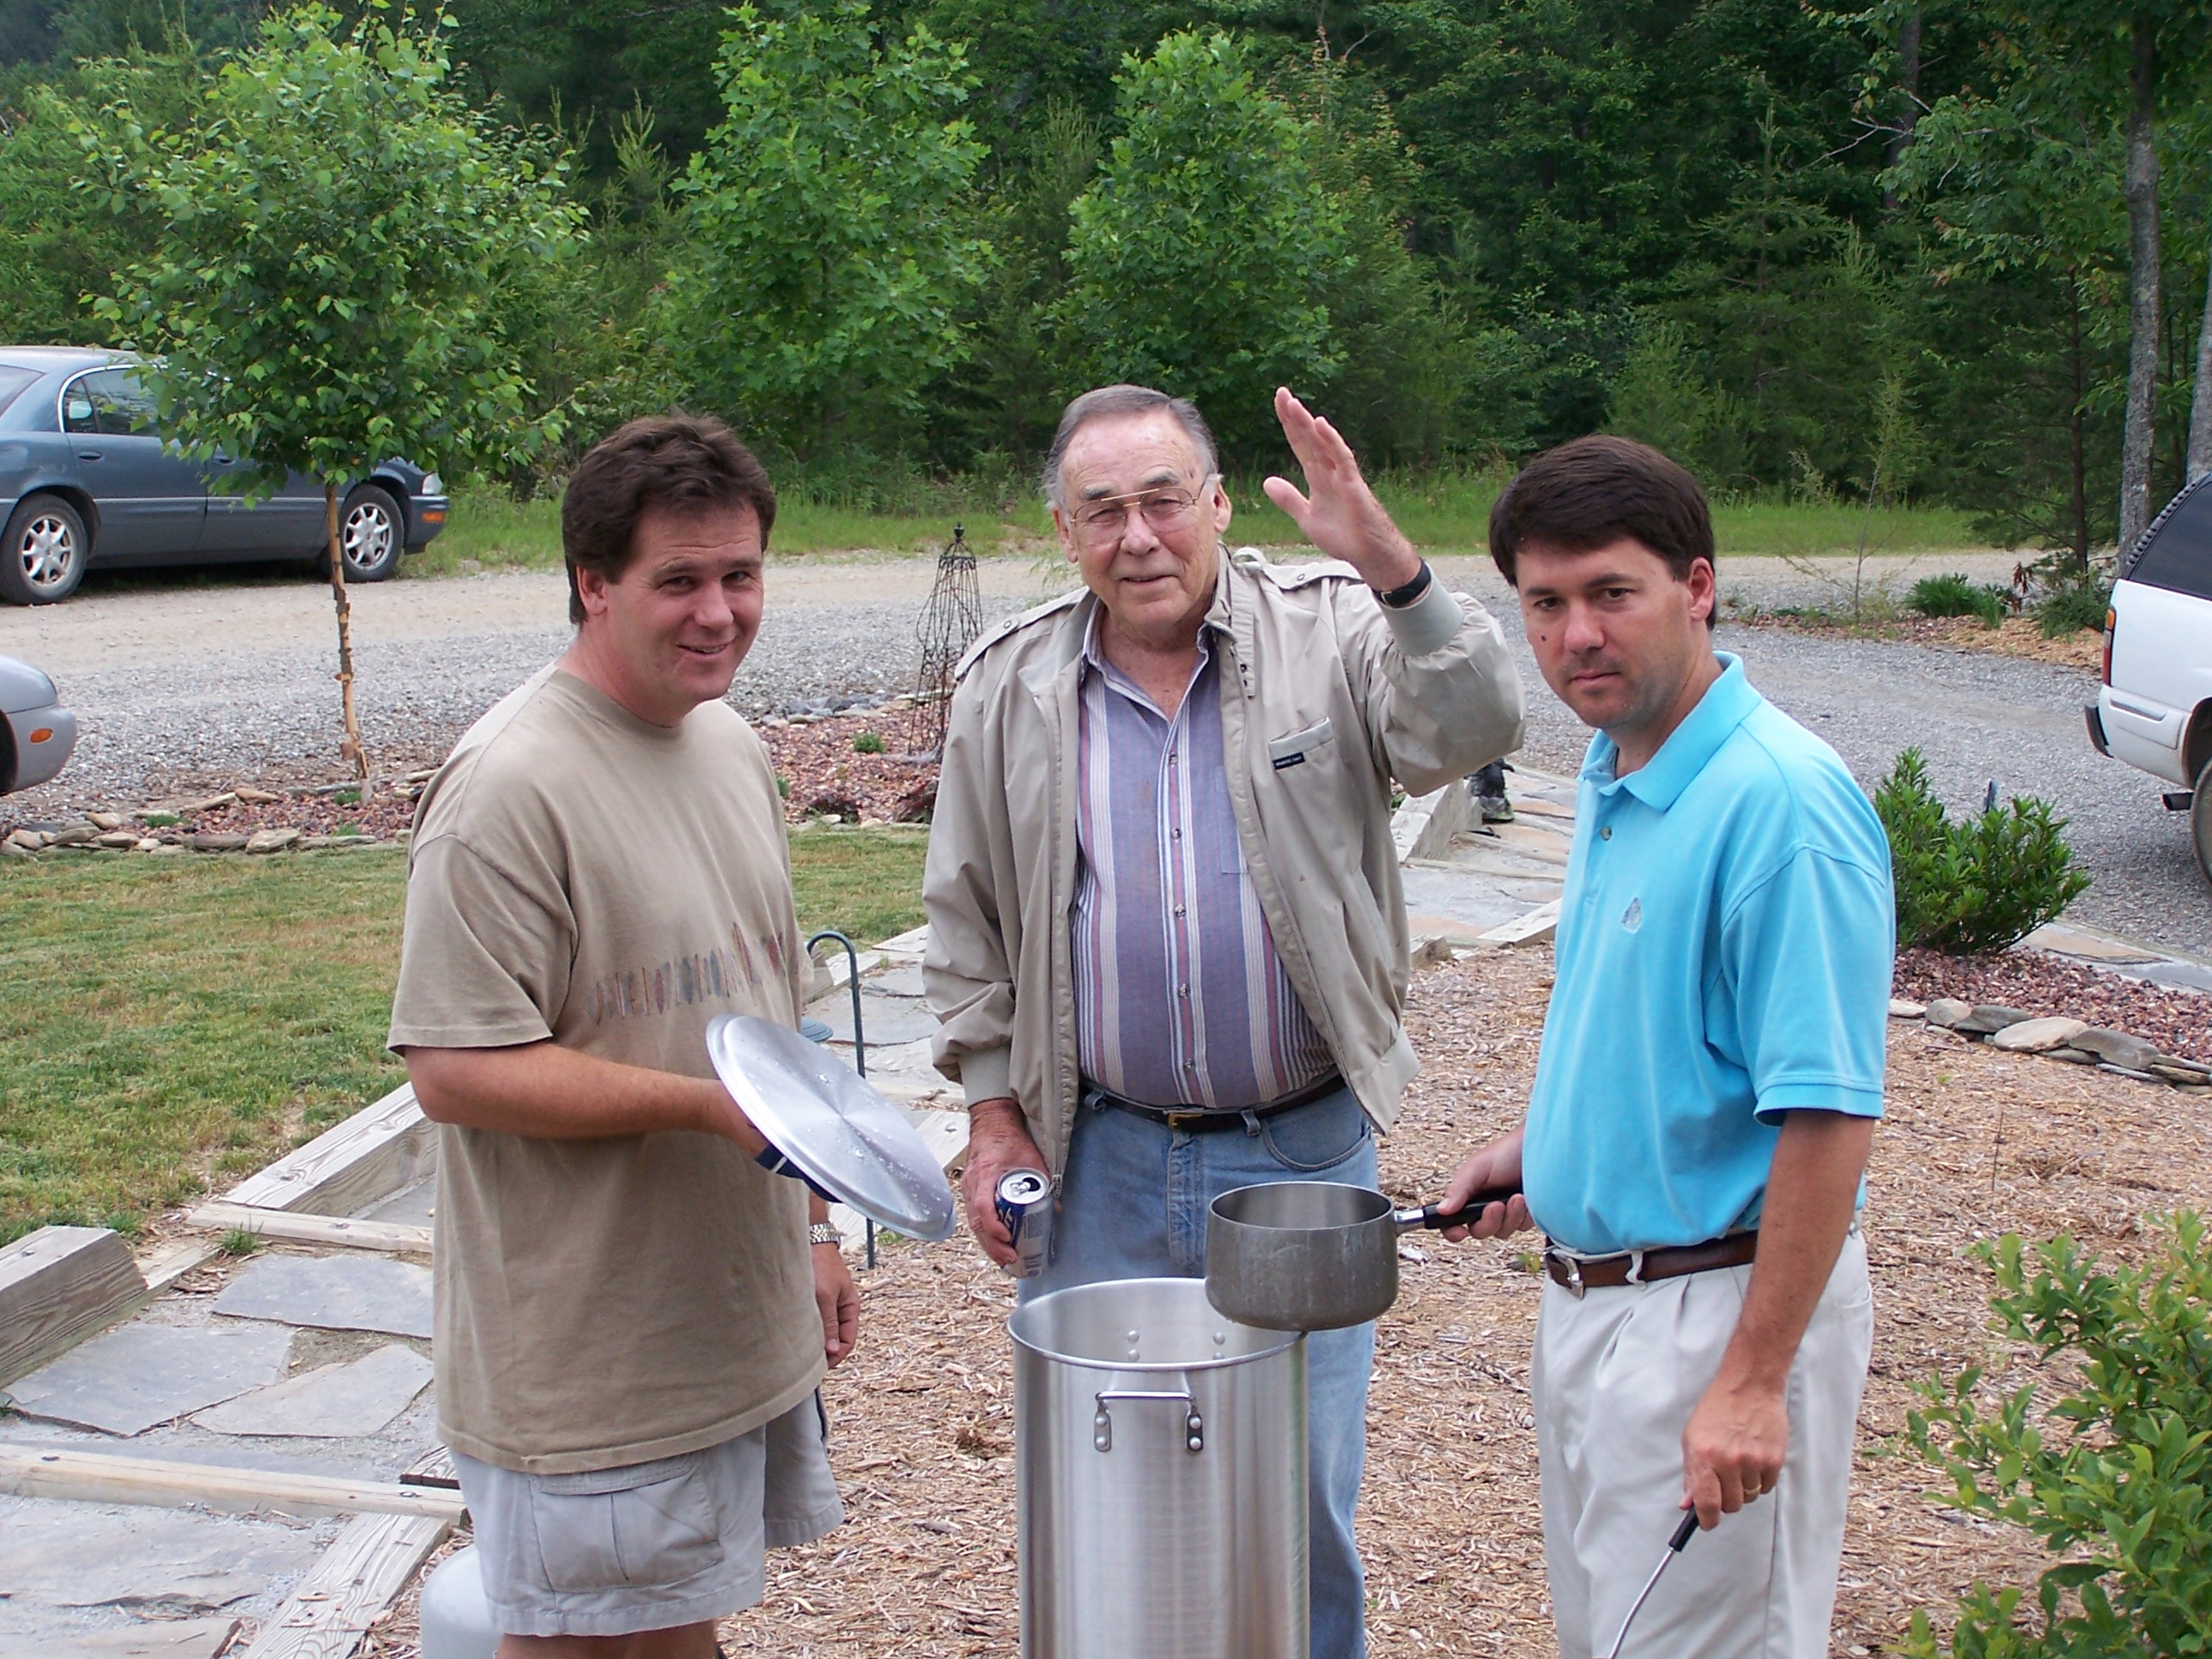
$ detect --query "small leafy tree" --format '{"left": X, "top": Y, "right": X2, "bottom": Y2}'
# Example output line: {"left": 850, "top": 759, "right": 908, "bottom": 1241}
{"left": 1060, "top": 30, "right": 1352, "bottom": 464}
{"left": 79, "top": 3, "right": 580, "bottom": 777}
{"left": 1875, "top": 748, "right": 2089, "bottom": 954}
{"left": 672, "top": 0, "right": 991, "bottom": 455}
{"left": 1904, "top": 1214, "right": 2212, "bottom": 1658}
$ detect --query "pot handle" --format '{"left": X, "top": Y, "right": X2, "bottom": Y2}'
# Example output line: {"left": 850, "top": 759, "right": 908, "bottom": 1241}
{"left": 1398, "top": 1184, "right": 1522, "bottom": 1231}
{"left": 1093, "top": 1385, "right": 1204, "bottom": 1455}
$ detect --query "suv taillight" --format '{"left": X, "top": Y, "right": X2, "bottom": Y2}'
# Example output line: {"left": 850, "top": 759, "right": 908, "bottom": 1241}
{"left": 2101, "top": 605, "right": 2115, "bottom": 685}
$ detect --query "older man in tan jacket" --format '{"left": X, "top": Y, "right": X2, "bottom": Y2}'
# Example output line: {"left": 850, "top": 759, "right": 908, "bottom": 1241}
{"left": 924, "top": 383, "right": 1523, "bottom": 1658}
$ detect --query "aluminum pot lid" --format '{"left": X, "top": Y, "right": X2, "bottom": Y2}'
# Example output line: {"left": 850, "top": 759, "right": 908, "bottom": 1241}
{"left": 705, "top": 1014, "right": 957, "bottom": 1241}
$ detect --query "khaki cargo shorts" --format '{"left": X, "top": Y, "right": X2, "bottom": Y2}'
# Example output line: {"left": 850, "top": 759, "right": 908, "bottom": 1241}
{"left": 453, "top": 1395, "right": 844, "bottom": 1638}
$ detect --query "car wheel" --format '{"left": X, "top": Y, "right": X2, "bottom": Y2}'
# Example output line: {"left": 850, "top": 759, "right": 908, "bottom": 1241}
{"left": 338, "top": 485, "right": 404, "bottom": 582}
{"left": 0, "top": 494, "right": 89, "bottom": 605}
{"left": 2194, "top": 757, "right": 2212, "bottom": 894}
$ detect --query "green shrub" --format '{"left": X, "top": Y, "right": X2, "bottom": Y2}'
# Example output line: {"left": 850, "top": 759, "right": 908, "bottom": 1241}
{"left": 1874, "top": 749, "right": 2088, "bottom": 954}
{"left": 852, "top": 731, "right": 886, "bottom": 755}
{"left": 2034, "top": 573, "right": 2112, "bottom": 639}
{"left": 1909, "top": 573, "right": 2007, "bottom": 628}
{"left": 1902, "top": 1213, "right": 2212, "bottom": 1659}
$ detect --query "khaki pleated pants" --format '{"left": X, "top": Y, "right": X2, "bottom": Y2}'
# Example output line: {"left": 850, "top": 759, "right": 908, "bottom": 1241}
{"left": 1531, "top": 1231, "right": 1872, "bottom": 1659}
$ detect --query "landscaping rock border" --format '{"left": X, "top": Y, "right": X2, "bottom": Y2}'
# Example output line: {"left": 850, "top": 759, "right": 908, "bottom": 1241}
{"left": 1892, "top": 996, "right": 2212, "bottom": 1093}
{"left": 0, "top": 769, "right": 435, "bottom": 860}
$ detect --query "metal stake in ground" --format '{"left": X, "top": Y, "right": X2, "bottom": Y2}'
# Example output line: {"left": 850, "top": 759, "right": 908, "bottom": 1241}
{"left": 807, "top": 929, "right": 876, "bottom": 1269}
{"left": 914, "top": 523, "right": 982, "bottom": 758}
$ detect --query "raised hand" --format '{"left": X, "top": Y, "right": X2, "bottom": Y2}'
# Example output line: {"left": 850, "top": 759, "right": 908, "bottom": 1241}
{"left": 1261, "top": 386, "right": 1422, "bottom": 592}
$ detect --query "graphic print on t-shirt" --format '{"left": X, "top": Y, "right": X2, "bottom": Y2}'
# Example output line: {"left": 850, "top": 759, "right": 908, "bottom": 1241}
{"left": 583, "top": 923, "right": 795, "bottom": 1025}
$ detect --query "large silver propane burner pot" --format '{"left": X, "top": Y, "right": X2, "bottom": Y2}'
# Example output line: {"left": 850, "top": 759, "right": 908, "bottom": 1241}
{"left": 1011, "top": 1277, "right": 1309, "bottom": 1659}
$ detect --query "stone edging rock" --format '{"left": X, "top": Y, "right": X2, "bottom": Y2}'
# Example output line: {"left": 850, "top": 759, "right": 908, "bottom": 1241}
{"left": 1889, "top": 997, "right": 2211, "bottom": 1093}
{"left": 1, "top": 770, "right": 434, "bottom": 860}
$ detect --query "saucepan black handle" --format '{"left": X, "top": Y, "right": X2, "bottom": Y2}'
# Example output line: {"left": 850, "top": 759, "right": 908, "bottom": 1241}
{"left": 1415, "top": 1185, "right": 1523, "bottom": 1230}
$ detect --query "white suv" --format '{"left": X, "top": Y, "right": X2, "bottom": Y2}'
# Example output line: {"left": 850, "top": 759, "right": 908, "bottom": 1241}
{"left": 2088, "top": 476, "right": 2212, "bottom": 888}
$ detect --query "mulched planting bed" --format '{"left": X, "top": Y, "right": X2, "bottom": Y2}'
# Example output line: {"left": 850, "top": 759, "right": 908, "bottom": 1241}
{"left": 353, "top": 945, "right": 2212, "bottom": 1659}
{"left": 1729, "top": 607, "right": 2102, "bottom": 672}
{"left": 758, "top": 702, "right": 942, "bottom": 824}
{"left": 1897, "top": 943, "right": 2211, "bottom": 1064}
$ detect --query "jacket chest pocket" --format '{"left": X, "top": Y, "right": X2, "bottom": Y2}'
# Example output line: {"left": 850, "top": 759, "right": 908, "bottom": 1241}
{"left": 1266, "top": 718, "right": 1335, "bottom": 774}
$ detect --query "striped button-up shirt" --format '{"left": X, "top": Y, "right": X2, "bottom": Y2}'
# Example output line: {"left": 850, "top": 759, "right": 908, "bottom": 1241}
{"left": 1071, "top": 617, "right": 1334, "bottom": 1109}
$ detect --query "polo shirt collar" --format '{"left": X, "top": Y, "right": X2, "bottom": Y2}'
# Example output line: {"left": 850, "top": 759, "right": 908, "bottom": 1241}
{"left": 1582, "top": 653, "right": 1758, "bottom": 812}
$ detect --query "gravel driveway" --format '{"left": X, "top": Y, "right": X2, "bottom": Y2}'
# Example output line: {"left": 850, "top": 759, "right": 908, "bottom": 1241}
{"left": 4, "top": 548, "right": 2204, "bottom": 957}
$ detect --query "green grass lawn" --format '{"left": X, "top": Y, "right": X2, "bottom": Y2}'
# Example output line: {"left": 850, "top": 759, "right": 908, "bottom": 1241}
{"left": 0, "top": 829, "right": 928, "bottom": 1243}
{"left": 411, "top": 474, "right": 1989, "bottom": 580}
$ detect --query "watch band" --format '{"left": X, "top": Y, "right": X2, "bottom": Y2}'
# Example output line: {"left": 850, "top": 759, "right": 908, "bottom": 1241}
{"left": 808, "top": 1222, "right": 842, "bottom": 1248}
{"left": 1373, "top": 558, "right": 1433, "bottom": 610}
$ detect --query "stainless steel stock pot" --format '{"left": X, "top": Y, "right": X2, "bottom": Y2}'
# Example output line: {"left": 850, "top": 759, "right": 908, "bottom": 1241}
{"left": 1010, "top": 1277, "right": 1309, "bottom": 1659}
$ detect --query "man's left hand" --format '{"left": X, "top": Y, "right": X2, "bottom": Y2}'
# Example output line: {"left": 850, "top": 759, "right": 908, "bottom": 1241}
{"left": 1680, "top": 1374, "right": 1789, "bottom": 1528}
{"left": 814, "top": 1241, "right": 859, "bottom": 1367}
{"left": 1261, "top": 386, "right": 1422, "bottom": 592}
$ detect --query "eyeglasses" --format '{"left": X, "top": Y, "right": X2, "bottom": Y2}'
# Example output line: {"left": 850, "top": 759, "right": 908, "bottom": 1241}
{"left": 1069, "top": 477, "right": 1217, "bottom": 548}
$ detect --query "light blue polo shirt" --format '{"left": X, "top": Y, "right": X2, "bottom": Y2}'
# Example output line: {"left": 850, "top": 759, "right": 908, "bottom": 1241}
{"left": 1521, "top": 653, "right": 1892, "bottom": 1255}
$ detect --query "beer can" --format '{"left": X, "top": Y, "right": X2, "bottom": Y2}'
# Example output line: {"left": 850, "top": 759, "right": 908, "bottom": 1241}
{"left": 994, "top": 1168, "right": 1054, "bottom": 1279}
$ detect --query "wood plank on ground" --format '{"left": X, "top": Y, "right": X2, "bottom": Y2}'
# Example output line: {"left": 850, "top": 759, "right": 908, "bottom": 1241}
{"left": 185, "top": 1204, "right": 431, "bottom": 1257}
{"left": 137, "top": 1238, "right": 221, "bottom": 1295}
{"left": 0, "top": 1444, "right": 464, "bottom": 1523}
{"left": 234, "top": 1450, "right": 457, "bottom": 1659}
{"left": 0, "top": 1617, "right": 242, "bottom": 1657}
{"left": 1477, "top": 898, "right": 1562, "bottom": 947}
{"left": 0, "top": 1226, "right": 149, "bottom": 1387}
{"left": 223, "top": 1085, "right": 433, "bottom": 1218}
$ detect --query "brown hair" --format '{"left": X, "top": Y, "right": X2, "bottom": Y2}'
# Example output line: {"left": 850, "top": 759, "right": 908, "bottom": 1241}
{"left": 561, "top": 414, "right": 777, "bottom": 625}
{"left": 1488, "top": 434, "right": 1716, "bottom": 624}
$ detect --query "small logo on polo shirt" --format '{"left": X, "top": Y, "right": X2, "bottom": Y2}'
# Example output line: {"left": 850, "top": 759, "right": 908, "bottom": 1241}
{"left": 1621, "top": 897, "right": 1643, "bottom": 933}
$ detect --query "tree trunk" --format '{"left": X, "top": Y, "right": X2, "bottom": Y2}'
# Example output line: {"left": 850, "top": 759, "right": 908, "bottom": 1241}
{"left": 2069, "top": 276, "right": 2090, "bottom": 567}
{"left": 1883, "top": 9, "right": 1923, "bottom": 211}
{"left": 2118, "top": 13, "right": 2160, "bottom": 555}
{"left": 324, "top": 481, "right": 368, "bottom": 781}
{"left": 2190, "top": 246, "right": 2212, "bottom": 483}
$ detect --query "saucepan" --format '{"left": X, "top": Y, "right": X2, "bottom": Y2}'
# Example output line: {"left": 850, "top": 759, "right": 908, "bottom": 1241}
{"left": 1205, "top": 1179, "right": 1522, "bottom": 1332}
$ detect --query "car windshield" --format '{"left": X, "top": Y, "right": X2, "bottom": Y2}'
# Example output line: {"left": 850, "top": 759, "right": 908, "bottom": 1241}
{"left": 0, "top": 366, "right": 37, "bottom": 418}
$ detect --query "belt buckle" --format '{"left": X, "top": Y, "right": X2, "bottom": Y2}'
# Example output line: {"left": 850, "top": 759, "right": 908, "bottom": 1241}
{"left": 1164, "top": 1109, "right": 1202, "bottom": 1133}
{"left": 1546, "top": 1249, "right": 1585, "bottom": 1298}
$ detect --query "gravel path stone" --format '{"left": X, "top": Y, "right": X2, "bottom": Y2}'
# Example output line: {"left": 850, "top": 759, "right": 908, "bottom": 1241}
{"left": 3, "top": 549, "right": 2203, "bottom": 956}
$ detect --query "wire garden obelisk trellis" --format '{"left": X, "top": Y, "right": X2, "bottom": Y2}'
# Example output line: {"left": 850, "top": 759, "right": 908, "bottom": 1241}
{"left": 914, "top": 522, "right": 982, "bottom": 757}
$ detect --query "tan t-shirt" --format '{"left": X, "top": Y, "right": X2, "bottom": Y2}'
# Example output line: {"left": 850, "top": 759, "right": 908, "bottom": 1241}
{"left": 387, "top": 665, "right": 823, "bottom": 1474}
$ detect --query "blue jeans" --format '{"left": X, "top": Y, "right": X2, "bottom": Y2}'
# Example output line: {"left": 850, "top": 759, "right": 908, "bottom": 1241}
{"left": 1022, "top": 1085, "right": 1377, "bottom": 1659}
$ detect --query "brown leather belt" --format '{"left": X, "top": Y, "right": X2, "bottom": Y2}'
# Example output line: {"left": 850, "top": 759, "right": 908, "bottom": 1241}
{"left": 1081, "top": 1072, "right": 1346, "bottom": 1133}
{"left": 1543, "top": 1231, "right": 1759, "bottom": 1297}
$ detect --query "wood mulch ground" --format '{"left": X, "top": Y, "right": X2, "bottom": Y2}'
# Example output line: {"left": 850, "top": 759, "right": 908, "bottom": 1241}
{"left": 356, "top": 945, "right": 2211, "bottom": 1659}
{"left": 1898, "top": 944, "right": 2211, "bottom": 1065}
{"left": 1734, "top": 610, "right": 2103, "bottom": 672}
{"left": 758, "top": 703, "right": 942, "bottom": 824}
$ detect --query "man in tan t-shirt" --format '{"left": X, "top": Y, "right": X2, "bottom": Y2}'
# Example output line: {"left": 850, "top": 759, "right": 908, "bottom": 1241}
{"left": 389, "top": 415, "right": 856, "bottom": 1658}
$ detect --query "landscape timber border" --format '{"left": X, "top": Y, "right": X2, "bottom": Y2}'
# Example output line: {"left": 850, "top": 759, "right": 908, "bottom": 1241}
{"left": 232, "top": 1449, "right": 458, "bottom": 1659}
{"left": 0, "top": 1443, "right": 465, "bottom": 1523}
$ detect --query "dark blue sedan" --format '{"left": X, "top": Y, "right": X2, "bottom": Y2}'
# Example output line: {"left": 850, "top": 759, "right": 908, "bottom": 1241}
{"left": 0, "top": 346, "right": 449, "bottom": 605}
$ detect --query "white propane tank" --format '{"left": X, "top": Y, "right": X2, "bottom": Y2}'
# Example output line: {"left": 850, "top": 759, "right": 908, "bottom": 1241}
{"left": 419, "top": 1546, "right": 500, "bottom": 1659}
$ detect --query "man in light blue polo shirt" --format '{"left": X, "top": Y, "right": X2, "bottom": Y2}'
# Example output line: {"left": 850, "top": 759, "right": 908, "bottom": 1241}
{"left": 1440, "top": 434, "right": 1891, "bottom": 1659}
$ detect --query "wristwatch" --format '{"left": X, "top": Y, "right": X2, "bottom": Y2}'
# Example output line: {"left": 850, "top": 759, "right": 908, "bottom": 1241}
{"left": 1373, "top": 558, "right": 1433, "bottom": 610}
{"left": 809, "top": 1222, "right": 842, "bottom": 1248}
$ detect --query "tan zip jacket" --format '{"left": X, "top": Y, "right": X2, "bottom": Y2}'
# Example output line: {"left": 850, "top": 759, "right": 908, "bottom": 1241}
{"left": 923, "top": 550, "right": 1525, "bottom": 1175}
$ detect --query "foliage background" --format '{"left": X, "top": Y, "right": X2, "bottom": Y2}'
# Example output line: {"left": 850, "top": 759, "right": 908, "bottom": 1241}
{"left": 4, "top": 0, "right": 2211, "bottom": 540}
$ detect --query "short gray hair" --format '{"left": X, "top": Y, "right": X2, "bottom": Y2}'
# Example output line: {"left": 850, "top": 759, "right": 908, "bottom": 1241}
{"left": 1042, "top": 384, "right": 1219, "bottom": 507}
